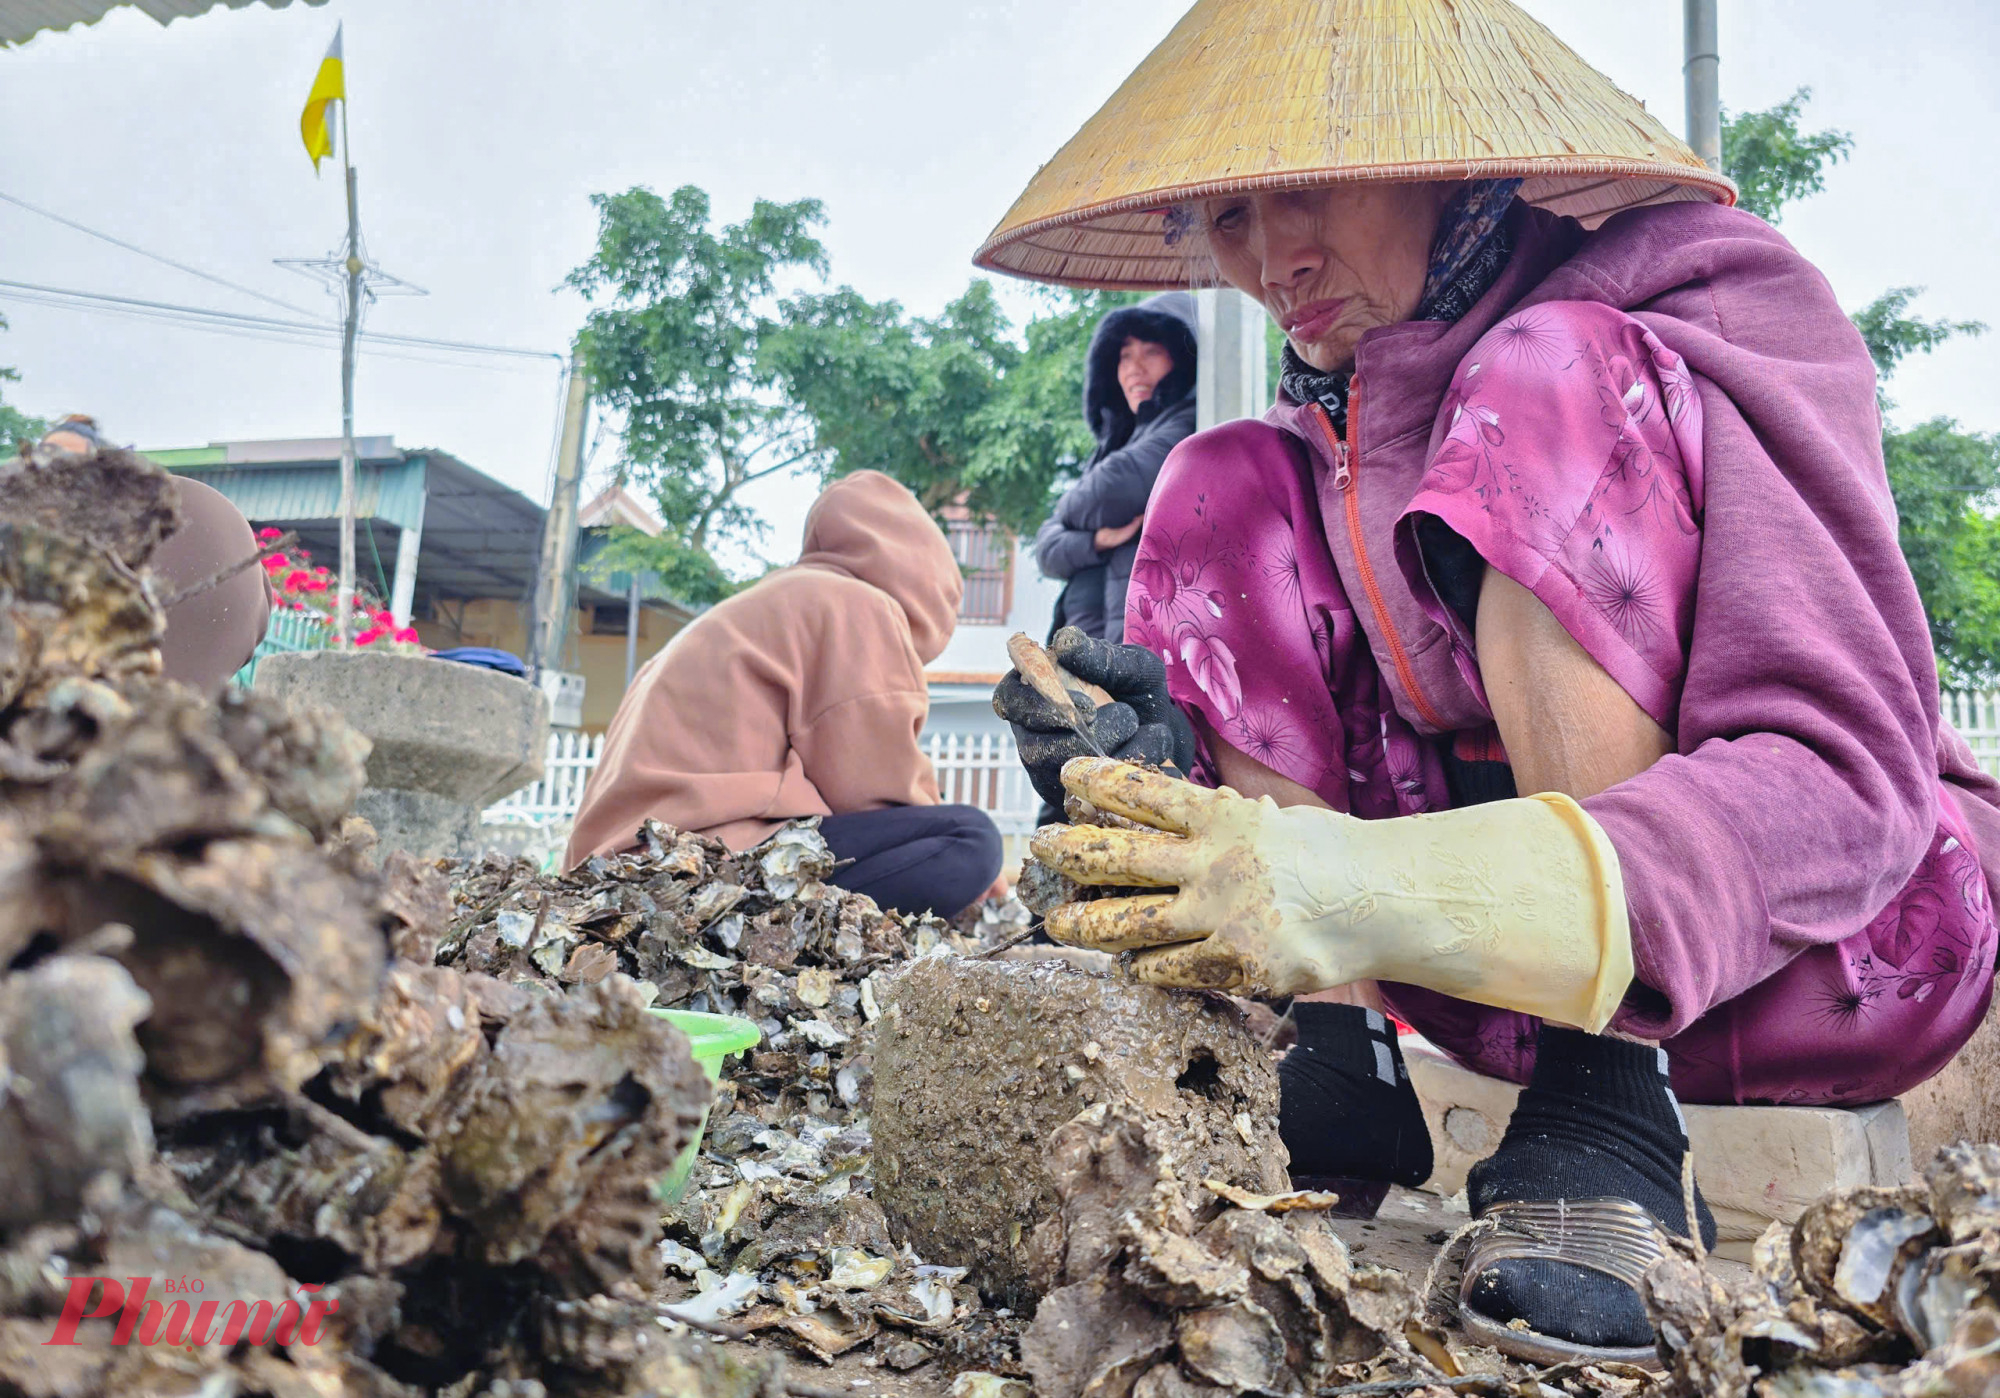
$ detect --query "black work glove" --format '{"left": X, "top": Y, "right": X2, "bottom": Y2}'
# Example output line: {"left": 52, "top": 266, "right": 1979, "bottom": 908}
{"left": 993, "top": 626, "right": 1198, "bottom": 815}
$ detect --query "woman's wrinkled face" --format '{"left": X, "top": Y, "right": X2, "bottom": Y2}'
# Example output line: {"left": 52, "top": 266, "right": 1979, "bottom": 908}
{"left": 1117, "top": 336, "right": 1176, "bottom": 412}
{"left": 1199, "top": 182, "right": 1454, "bottom": 374}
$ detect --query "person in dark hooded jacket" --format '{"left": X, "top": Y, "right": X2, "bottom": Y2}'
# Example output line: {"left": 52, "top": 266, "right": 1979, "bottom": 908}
{"left": 1033, "top": 291, "right": 1197, "bottom": 643}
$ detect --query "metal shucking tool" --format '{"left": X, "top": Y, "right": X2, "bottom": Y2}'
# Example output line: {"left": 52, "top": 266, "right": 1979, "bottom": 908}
{"left": 1006, "top": 632, "right": 1108, "bottom": 759}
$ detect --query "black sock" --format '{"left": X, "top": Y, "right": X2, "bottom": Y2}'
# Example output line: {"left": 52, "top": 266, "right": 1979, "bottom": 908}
{"left": 1464, "top": 1025, "right": 1715, "bottom": 1350}
{"left": 1277, "top": 1003, "right": 1432, "bottom": 1188}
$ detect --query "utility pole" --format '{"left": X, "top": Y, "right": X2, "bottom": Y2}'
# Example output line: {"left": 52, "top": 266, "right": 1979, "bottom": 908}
{"left": 531, "top": 355, "right": 590, "bottom": 681}
{"left": 282, "top": 42, "right": 423, "bottom": 645}
{"left": 625, "top": 573, "right": 641, "bottom": 689}
{"left": 1683, "top": 0, "right": 1721, "bottom": 171}
{"left": 1194, "top": 288, "right": 1270, "bottom": 431}
{"left": 336, "top": 97, "right": 362, "bottom": 644}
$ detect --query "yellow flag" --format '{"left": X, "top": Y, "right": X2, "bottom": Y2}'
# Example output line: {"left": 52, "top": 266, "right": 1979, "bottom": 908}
{"left": 300, "top": 24, "right": 344, "bottom": 171}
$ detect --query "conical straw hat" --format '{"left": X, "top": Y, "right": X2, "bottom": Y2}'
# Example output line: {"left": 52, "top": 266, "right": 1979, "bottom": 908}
{"left": 975, "top": 0, "right": 1735, "bottom": 289}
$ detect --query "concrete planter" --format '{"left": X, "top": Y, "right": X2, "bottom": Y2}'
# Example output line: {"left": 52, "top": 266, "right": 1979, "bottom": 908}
{"left": 256, "top": 650, "right": 549, "bottom": 858}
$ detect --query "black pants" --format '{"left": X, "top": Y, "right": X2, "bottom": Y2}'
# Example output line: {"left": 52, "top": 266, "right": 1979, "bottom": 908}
{"left": 819, "top": 804, "right": 1003, "bottom": 920}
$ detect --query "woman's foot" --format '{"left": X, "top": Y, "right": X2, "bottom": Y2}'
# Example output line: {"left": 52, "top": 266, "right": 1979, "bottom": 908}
{"left": 1278, "top": 1003, "right": 1433, "bottom": 1214}
{"left": 1463, "top": 1025, "right": 1715, "bottom": 1355}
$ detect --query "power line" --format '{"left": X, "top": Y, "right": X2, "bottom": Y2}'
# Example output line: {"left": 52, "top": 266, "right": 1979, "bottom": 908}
{"left": 0, "top": 288, "right": 544, "bottom": 374}
{"left": 0, "top": 188, "right": 326, "bottom": 320}
{"left": 0, "top": 278, "right": 563, "bottom": 364}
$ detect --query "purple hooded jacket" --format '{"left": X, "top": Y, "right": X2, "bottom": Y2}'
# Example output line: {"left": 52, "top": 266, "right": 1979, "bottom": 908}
{"left": 1144, "top": 198, "right": 2000, "bottom": 1055}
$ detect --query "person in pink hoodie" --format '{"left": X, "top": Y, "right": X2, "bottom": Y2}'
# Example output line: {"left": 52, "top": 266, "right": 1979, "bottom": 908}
{"left": 992, "top": 28, "right": 2000, "bottom": 1369}
{"left": 569, "top": 471, "right": 1003, "bottom": 918}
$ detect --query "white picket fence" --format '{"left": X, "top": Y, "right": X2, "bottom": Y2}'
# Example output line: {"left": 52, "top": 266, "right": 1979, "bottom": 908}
{"left": 1948, "top": 691, "right": 2000, "bottom": 778}
{"left": 484, "top": 730, "right": 607, "bottom": 827}
{"left": 481, "top": 727, "right": 1043, "bottom": 834}
{"left": 923, "top": 731, "right": 1043, "bottom": 835}
{"left": 483, "top": 693, "right": 2000, "bottom": 833}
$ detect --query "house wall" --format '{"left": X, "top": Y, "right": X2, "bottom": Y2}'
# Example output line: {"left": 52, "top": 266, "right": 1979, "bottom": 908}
{"left": 925, "top": 688, "right": 1008, "bottom": 742}
{"left": 412, "top": 597, "right": 688, "bottom": 732}
{"left": 927, "top": 540, "right": 1065, "bottom": 684}
{"left": 568, "top": 613, "right": 687, "bottom": 730}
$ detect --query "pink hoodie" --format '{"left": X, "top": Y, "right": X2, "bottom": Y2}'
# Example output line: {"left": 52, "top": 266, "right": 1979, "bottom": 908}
{"left": 565, "top": 471, "right": 962, "bottom": 864}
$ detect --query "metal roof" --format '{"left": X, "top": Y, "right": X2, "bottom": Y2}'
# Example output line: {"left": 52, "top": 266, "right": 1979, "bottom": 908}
{"left": 1, "top": 0, "right": 326, "bottom": 47}
{"left": 154, "top": 437, "right": 691, "bottom": 622}
{"left": 160, "top": 438, "right": 545, "bottom": 610}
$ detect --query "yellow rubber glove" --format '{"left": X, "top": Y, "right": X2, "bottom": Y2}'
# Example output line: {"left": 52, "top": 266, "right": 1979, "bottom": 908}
{"left": 1032, "top": 758, "right": 1635, "bottom": 1034}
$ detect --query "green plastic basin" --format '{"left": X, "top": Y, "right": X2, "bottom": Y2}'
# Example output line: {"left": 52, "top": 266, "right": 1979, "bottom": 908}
{"left": 649, "top": 1008, "right": 762, "bottom": 1205}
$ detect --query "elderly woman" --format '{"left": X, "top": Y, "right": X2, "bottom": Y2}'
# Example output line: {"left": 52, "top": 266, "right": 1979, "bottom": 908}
{"left": 984, "top": 0, "right": 2000, "bottom": 1365}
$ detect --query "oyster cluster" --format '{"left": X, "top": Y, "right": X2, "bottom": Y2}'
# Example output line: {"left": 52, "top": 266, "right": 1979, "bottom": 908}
{"left": 1647, "top": 1142, "right": 2000, "bottom": 1397}
{"left": 1019, "top": 1102, "right": 1417, "bottom": 1398}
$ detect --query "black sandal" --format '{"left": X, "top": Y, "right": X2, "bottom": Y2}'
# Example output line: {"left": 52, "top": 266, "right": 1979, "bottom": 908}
{"left": 1456, "top": 1197, "right": 1671, "bottom": 1368}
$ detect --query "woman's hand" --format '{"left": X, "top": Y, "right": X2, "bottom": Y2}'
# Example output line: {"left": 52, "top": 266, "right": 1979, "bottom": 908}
{"left": 992, "top": 628, "right": 1196, "bottom": 811}
{"left": 1030, "top": 757, "right": 1636, "bottom": 1031}
{"left": 1093, "top": 515, "right": 1144, "bottom": 551}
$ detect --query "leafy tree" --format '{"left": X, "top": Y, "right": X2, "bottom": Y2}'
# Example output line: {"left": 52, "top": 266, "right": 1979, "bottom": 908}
{"left": 1881, "top": 419, "right": 2000, "bottom": 680}
{"left": 1851, "top": 287, "right": 1985, "bottom": 393}
{"left": 764, "top": 284, "right": 1141, "bottom": 537}
{"left": 1720, "top": 88, "right": 1853, "bottom": 224}
{"left": 1941, "top": 513, "right": 2000, "bottom": 679}
{"left": 567, "top": 185, "right": 1132, "bottom": 587}
{"left": 0, "top": 314, "right": 46, "bottom": 451}
{"left": 566, "top": 185, "right": 828, "bottom": 603}
{"left": 1724, "top": 94, "right": 2000, "bottom": 683}
{"left": 967, "top": 288, "right": 1143, "bottom": 532}
{"left": 760, "top": 280, "right": 1019, "bottom": 521}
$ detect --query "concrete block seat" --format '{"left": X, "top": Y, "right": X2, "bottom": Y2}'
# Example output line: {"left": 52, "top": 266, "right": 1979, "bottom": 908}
{"left": 255, "top": 650, "right": 549, "bottom": 858}
{"left": 1403, "top": 1041, "right": 1913, "bottom": 1262}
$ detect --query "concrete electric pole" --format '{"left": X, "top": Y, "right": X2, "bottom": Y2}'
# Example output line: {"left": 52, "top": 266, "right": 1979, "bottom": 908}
{"left": 530, "top": 355, "right": 590, "bottom": 681}
{"left": 1684, "top": 0, "right": 1722, "bottom": 171}
{"left": 1195, "top": 288, "right": 1270, "bottom": 431}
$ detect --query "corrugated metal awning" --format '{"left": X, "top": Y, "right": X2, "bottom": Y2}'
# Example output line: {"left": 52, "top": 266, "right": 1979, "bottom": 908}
{"left": 183, "top": 460, "right": 430, "bottom": 534}
{"left": 1, "top": 0, "right": 326, "bottom": 48}
{"left": 155, "top": 437, "right": 697, "bottom": 622}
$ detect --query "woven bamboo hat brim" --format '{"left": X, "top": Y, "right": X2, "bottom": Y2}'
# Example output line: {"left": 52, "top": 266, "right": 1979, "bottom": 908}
{"left": 975, "top": 0, "right": 1735, "bottom": 289}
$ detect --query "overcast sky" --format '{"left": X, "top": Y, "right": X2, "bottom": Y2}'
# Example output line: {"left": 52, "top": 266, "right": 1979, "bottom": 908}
{"left": 2, "top": 0, "right": 1995, "bottom": 573}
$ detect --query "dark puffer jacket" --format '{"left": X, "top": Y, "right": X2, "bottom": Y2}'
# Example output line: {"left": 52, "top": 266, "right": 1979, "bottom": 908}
{"left": 1034, "top": 291, "right": 1198, "bottom": 643}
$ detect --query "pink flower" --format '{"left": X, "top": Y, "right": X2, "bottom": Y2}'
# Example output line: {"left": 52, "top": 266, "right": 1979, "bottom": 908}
{"left": 372, "top": 610, "right": 395, "bottom": 627}
{"left": 261, "top": 555, "right": 287, "bottom": 572}
{"left": 283, "top": 569, "right": 310, "bottom": 592}
{"left": 395, "top": 627, "right": 419, "bottom": 644}
{"left": 256, "top": 527, "right": 283, "bottom": 542}
{"left": 353, "top": 626, "right": 388, "bottom": 647}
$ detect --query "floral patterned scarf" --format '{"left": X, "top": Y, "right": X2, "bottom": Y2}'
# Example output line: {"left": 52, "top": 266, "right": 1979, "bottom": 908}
{"left": 1277, "top": 178, "right": 1523, "bottom": 433}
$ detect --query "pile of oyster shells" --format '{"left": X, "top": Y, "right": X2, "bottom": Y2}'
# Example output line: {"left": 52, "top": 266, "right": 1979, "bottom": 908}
{"left": 439, "top": 822, "right": 1035, "bottom": 1379}
{"left": 1647, "top": 1141, "right": 2000, "bottom": 1397}
{"left": 0, "top": 444, "right": 720, "bottom": 1398}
